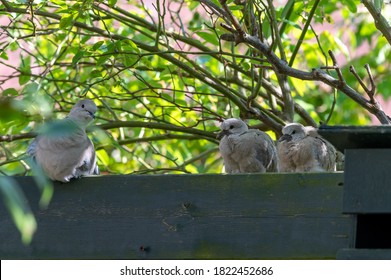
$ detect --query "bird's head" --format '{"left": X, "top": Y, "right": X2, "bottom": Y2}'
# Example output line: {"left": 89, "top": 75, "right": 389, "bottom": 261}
{"left": 217, "top": 118, "right": 248, "bottom": 140}
{"left": 279, "top": 123, "right": 307, "bottom": 143}
{"left": 68, "top": 99, "right": 97, "bottom": 127}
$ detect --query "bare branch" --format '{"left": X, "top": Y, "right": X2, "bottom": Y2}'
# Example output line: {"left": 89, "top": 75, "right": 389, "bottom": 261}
{"left": 242, "top": 34, "right": 391, "bottom": 124}
{"left": 321, "top": 50, "right": 346, "bottom": 87}
{"left": 349, "top": 65, "right": 369, "bottom": 94}
{"left": 0, "top": 132, "right": 37, "bottom": 143}
{"left": 218, "top": 0, "right": 246, "bottom": 39}
{"left": 350, "top": 64, "right": 377, "bottom": 102}
{"left": 364, "top": 63, "right": 376, "bottom": 98}
{"left": 198, "top": 0, "right": 231, "bottom": 23}
{"left": 97, "top": 121, "right": 218, "bottom": 141}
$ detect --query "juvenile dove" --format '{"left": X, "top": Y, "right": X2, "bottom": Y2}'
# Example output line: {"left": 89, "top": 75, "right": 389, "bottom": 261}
{"left": 277, "top": 123, "right": 337, "bottom": 172}
{"left": 217, "top": 118, "right": 279, "bottom": 173}
{"left": 27, "top": 99, "right": 99, "bottom": 182}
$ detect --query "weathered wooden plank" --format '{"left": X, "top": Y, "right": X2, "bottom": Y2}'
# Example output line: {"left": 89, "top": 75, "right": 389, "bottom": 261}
{"left": 337, "top": 249, "right": 391, "bottom": 260}
{"left": 0, "top": 173, "right": 353, "bottom": 259}
{"left": 344, "top": 149, "right": 391, "bottom": 213}
{"left": 318, "top": 125, "right": 391, "bottom": 151}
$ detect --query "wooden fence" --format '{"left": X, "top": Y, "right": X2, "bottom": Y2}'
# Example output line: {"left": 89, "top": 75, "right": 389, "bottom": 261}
{"left": 3, "top": 126, "right": 391, "bottom": 259}
{"left": 1, "top": 173, "right": 356, "bottom": 259}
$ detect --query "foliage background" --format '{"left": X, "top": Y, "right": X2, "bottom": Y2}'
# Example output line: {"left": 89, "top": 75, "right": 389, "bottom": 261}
{"left": 1, "top": 0, "right": 391, "bottom": 176}
{"left": 0, "top": 0, "right": 390, "bottom": 242}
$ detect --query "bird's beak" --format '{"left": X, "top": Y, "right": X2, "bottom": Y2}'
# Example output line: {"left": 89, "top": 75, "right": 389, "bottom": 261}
{"left": 87, "top": 110, "right": 95, "bottom": 119}
{"left": 217, "top": 130, "right": 229, "bottom": 140}
{"left": 278, "top": 134, "right": 292, "bottom": 142}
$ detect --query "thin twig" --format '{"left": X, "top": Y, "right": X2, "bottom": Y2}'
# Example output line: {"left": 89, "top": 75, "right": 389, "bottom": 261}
{"left": 349, "top": 66, "right": 369, "bottom": 94}
{"left": 289, "top": 0, "right": 321, "bottom": 67}
{"left": 267, "top": 0, "right": 286, "bottom": 61}
{"left": 364, "top": 63, "right": 376, "bottom": 98}
{"left": 327, "top": 50, "right": 345, "bottom": 84}
{"left": 350, "top": 64, "right": 377, "bottom": 102}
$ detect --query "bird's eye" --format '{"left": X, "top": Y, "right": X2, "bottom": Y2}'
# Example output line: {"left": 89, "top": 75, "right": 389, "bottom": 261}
{"left": 230, "top": 125, "right": 234, "bottom": 129}
{"left": 292, "top": 130, "right": 296, "bottom": 134}
{"left": 81, "top": 104, "right": 85, "bottom": 108}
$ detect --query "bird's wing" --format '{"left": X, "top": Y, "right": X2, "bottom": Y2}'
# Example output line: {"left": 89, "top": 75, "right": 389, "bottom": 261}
{"left": 314, "top": 136, "right": 337, "bottom": 171}
{"left": 75, "top": 137, "right": 99, "bottom": 176}
{"left": 297, "top": 136, "right": 336, "bottom": 171}
{"left": 32, "top": 119, "right": 96, "bottom": 182}
{"left": 232, "top": 130, "right": 278, "bottom": 173}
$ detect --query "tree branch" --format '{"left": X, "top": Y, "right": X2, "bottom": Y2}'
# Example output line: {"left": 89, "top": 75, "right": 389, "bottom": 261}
{"left": 0, "top": 0, "right": 12, "bottom": 11}
{"left": 362, "top": 0, "right": 391, "bottom": 45}
{"left": 0, "top": 132, "right": 37, "bottom": 143}
{"left": 350, "top": 64, "right": 377, "bottom": 102}
{"left": 242, "top": 34, "right": 391, "bottom": 124}
{"left": 97, "top": 121, "right": 218, "bottom": 141}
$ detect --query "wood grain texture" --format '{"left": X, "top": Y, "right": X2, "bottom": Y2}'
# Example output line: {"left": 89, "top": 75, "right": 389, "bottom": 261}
{"left": 0, "top": 173, "right": 353, "bottom": 259}
{"left": 344, "top": 149, "right": 391, "bottom": 213}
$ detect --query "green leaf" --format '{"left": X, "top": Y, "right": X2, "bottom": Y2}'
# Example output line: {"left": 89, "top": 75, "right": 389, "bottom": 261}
{"left": 59, "top": 14, "right": 74, "bottom": 29}
{"left": 122, "top": 54, "right": 139, "bottom": 68}
{"left": 196, "top": 31, "right": 219, "bottom": 46}
{"left": 50, "top": 0, "right": 66, "bottom": 5}
{"left": 0, "top": 177, "right": 37, "bottom": 244}
{"left": 96, "top": 55, "right": 111, "bottom": 66}
{"left": 92, "top": 41, "right": 105, "bottom": 51}
{"left": 281, "top": 19, "right": 302, "bottom": 30}
{"left": 0, "top": 51, "right": 9, "bottom": 60}
{"left": 72, "top": 50, "right": 85, "bottom": 66}
{"left": 242, "top": 61, "right": 251, "bottom": 71}
{"left": 22, "top": 82, "right": 39, "bottom": 95}
{"left": 186, "top": 0, "right": 200, "bottom": 10}
{"left": 0, "top": 98, "right": 27, "bottom": 126}
{"left": 228, "top": 5, "right": 242, "bottom": 11}
{"left": 96, "top": 149, "right": 110, "bottom": 166}
{"left": 345, "top": 0, "right": 357, "bottom": 13}
{"left": 3, "top": 88, "right": 18, "bottom": 96}
{"left": 90, "top": 69, "right": 102, "bottom": 78}
{"left": 121, "top": 39, "right": 140, "bottom": 54}
{"left": 19, "top": 56, "right": 31, "bottom": 86}
{"left": 25, "top": 158, "right": 54, "bottom": 209}
{"left": 10, "top": 41, "right": 18, "bottom": 51}
{"left": 19, "top": 75, "right": 30, "bottom": 86}
{"left": 108, "top": 0, "right": 117, "bottom": 7}
{"left": 141, "top": 56, "right": 153, "bottom": 69}
{"left": 107, "top": 41, "right": 119, "bottom": 53}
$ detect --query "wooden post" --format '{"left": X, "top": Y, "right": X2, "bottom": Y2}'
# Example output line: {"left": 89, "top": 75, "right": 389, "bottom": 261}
{"left": 320, "top": 126, "right": 391, "bottom": 259}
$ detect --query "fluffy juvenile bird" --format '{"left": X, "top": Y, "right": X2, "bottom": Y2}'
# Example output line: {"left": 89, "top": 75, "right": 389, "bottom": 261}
{"left": 277, "top": 123, "right": 337, "bottom": 172}
{"left": 217, "top": 118, "right": 279, "bottom": 173}
{"left": 27, "top": 99, "right": 99, "bottom": 182}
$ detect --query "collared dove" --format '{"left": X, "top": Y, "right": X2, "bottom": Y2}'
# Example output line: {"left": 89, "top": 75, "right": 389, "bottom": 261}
{"left": 277, "top": 123, "right": 337, "bottom": 172}
{"left": 27, "top": 99, "right": 99, "bottom": 182}
{"left": 217, "top": 118, "right": 279, "bottom": 173}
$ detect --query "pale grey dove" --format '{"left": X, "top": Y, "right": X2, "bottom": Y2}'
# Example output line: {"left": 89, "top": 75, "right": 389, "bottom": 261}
{"left": 277, "top": 123, "right": 337, "bottom": 172}
{"left": 27, "top": 99, "right": 99, "bottom": 182}
{"left": 217, "top": 118, "right": 279, "bottom": 173}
